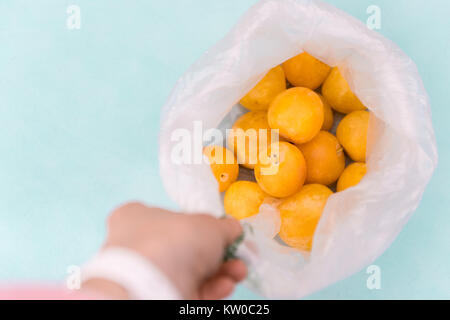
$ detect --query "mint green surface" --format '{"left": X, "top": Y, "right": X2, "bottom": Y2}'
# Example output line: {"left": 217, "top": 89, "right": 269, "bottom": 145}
{"left": 0, "top": 0, "right": 448, "bottom": 299}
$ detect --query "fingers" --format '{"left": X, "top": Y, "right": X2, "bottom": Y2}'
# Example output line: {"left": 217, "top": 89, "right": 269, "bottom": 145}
{"left": 218, "top": 259, "right": 247, "bottom": 282}
{"left": 191, "top": 214, "right": 242, "bottom": 247}
{"left": 218, "top": 218, "right": 243, "bottom": 247}
{"left": 199, "top": 276, "right": 235, "bottom": 300}
{"left": 198, "top": 260, "right": 247, "bottom": 300}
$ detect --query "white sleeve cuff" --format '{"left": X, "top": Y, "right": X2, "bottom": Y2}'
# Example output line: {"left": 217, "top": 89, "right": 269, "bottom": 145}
{"left": 81, "top": 247, "right": 181, "bottom": 300}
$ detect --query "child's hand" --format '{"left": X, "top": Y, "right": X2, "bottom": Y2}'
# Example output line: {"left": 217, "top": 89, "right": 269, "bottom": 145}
{"left": 83, "top": 203, "right": 247, "bottom": 300}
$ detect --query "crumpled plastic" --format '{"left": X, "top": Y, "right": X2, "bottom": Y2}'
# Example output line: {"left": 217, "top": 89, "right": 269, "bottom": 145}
{"left": 159, "top": 0, "right": 438, "bottom": 298}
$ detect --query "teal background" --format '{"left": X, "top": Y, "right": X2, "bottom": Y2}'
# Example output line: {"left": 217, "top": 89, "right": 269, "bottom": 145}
{"left": 0, "top": 0, "right": 448, "bottom": 299}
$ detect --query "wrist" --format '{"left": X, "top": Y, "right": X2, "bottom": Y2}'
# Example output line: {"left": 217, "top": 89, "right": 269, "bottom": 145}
{"left": 80, "top": 247, "right": 181, "bottom": 300}
{"left": 81, "top": 278, "right": 130, "bottom": 300}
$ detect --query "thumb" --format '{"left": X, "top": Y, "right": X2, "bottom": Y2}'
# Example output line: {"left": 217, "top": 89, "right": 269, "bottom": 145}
{"left": 218, "top": 217, "right": 243, "bottom": 247}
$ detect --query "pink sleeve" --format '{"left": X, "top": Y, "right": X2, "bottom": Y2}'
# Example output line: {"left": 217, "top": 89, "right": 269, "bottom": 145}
{"left": 0, "top": 284, "right": 103, "bottom": 300}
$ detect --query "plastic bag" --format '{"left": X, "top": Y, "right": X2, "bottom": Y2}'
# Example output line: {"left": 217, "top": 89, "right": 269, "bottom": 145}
{"left": 159, "top": 0, "right": 438, "bottom": 299}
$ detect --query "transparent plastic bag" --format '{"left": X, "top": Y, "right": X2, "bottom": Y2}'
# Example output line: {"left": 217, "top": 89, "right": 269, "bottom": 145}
{"left": 159, "top": 0, "right": 438, "bottom": 298}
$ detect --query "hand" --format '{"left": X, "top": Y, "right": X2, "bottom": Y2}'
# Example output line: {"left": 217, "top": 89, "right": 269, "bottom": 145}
{"left": 82, "top": 203, "right": 247, "bottom": 300}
